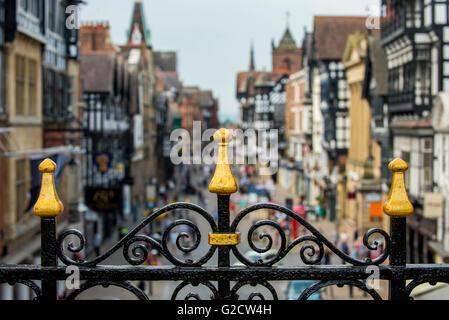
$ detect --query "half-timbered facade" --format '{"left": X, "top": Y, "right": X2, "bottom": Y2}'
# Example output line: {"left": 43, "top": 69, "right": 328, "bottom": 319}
{"left": 121, "top": 0, "right": 157, "bottom": 219}
{"left": 1, "top": 0, "right": 45, "bottom": 273}
{"left": 312, "top": 16, "right": 368, "bottom": 221}
{"left": 431, "top": 92, "right": 449, "bottom": 263}
{"left": 381, "top": 0, "right": 449, "bottom": 264}
{"left": 79, "top": 22, "right": 130, "bottom": 250}
{"left": 0, "top": 0, "right": 83, "bottom": 300}
{"left": 0, "top": 0, "right": 5, "bottom": 117}
{"left": 43, "top": 0, "right": 80, "bottom": 125}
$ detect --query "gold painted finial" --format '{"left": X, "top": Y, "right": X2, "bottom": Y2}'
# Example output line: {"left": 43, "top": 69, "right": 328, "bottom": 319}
{"left": 383, "top": 158, "right": 414, "bottom": 218}
{"left": 208, "top": 128, "right": 238, "bottom": 195}
{"left": 33, "top": 158, "right": 64, "bottom": 217}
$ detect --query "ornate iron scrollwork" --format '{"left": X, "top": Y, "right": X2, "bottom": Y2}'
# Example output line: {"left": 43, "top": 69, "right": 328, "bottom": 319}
{"left": 57, "top": 202, "right": 218, "bottom": 267}
{"left": 231, "top": 203, "right": 391, "bottom": 266}
{"left": 230, "top": 280, "right": 278, "bottom": 300}
{"left": 298, "top": 280, "right": 382, "bottom": 300}
{"left": 406, "top": 279, "right": 449, "bottom": 300}
{"left": 0, "top": 280, "right": 42, "bottom": 300}
{"left": 171, "top": 281, "right": 219, "bottom": 300}
{"left": 66, "top": 280, "right": 149, "bottom": 300}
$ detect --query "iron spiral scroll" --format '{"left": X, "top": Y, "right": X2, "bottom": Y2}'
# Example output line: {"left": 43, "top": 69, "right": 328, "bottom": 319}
{"left": 231, "top": 203, "right": 391, "bottom": 266}
{"left": 57, "top": 202, "right": 218, "bottom": 267}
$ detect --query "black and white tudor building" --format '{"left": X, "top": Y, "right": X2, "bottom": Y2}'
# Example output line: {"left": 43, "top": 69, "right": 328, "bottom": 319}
{"left": 381, "top": 0, "right": 449, "bottom": 263}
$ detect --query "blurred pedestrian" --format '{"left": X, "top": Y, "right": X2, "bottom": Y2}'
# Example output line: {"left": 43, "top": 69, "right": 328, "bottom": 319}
{"left": 293, "top": 196, "right": 306, "bottom": 237}
{"left": 138, "top": 280, "right": 145, "bottom": 292}
{"left": 118, "top": 225, "right": 128, "bottom": 241}
{"left": 198, "top": 189, "right": 206, "bottom": 208}
{"left": 353, "top": 229, "right": 359, "bottom": 243}
{"left": 74, "top": 252, "right": 84, "bottom": 262}
{"left": 230, "top": 201, "right": 236, "bottom": 216}
{"left": 93, "top": 232, "right": 102, "bottom": 256}
{"left": 349, "top": 246, "right": 359, "bottom": 298}
{"left": 332, "top": 227, "right": 339, "bottom": 245}
{"left": 169, "top": 231, "right": 177, "bottom": 251}
{"left": 133, "top": 196, "right": 139, "bottom": 223}
{"left": 159, "top": 185, "right": 167, "bottom": 203}
{"left": 338, "top": 233, "right": 349, "bottom": 263}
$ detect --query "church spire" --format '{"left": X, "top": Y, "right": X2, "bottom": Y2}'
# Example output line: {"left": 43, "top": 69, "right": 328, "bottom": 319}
{"left": 126, "top": 0, "right": 151, "bottom": 47}
{"left": 249, "top": 42, "right": 255, "bottom": 71}
{"left": 271, "top": 11, "right": 298, "bottom": 51}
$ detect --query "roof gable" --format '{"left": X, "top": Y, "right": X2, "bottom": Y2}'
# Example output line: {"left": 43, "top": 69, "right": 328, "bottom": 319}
{"left": 276, "top": 28, "right": 298, "bottom": 50}
{"left": 314, "top": 16, "right": 368, "bottom": 60}
{"left": 126, "top": 1, "right": 151, "bottom": 47}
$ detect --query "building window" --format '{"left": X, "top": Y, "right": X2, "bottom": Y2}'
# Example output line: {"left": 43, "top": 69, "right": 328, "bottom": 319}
{"left": 56, "top": 73, "right": 64, "bottom": 117}
{"left": 424, "top": 0, "right": 433, "bottom": 27}
{"left": 15, "top": 56, "right": 38, "bottom": 118}
{"left": 15, "top": 159, "right": 29, "bottom": 223}
{"left": 28, "top": 59, "right": 37, "bottom": 117}
{"left": 435, "top": 3, "right": 448, "bottom": 24}
{"left": 402, "top": 151, "right": 411, "bottom": 187}
{"left": 336, "top": 115, "right": 349, "bottom": 149}
{"left": 15, "top": 55, "right": 26, "bottom": 116}
{"left": 19, "top": 0, "right": 27, "bottom": 11}
{"left": 405, "top": 0, "right": 423, "bottom": 28}
{"left": 66, "top": 76, "right": 73, "bottom": 116}
{"left": 423, "top": 138, "right": 433, "bottom": 192}
{"left": 388, "top": 66, "right": 401, "bottom": 93}
{"left": 44, "top": 69, "right": 55, "bottom": 117}
{"left": 0, "top": 52, "right": 4, "bottom": 114}
{"left": 282, "top": 58, "right": 291, "bottom": 72}
{"left": 48, "top": 0, "right": 56, "bottom": 32}
{"left": 58, "top": 2, "right": 65, "bottom": 36}
{"left": 423, "top": 152, "right": 432, "bottom": 191}
{"left": 404, "top": 62, "right": 415, "bottom": 92}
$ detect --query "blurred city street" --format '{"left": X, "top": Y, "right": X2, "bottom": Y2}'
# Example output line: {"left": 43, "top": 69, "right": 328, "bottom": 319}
{"left": 1, "top": 0, "right": 449, "bottom": 303}
{"left": 73, "top": 163, "right": 388, "bottom": 300}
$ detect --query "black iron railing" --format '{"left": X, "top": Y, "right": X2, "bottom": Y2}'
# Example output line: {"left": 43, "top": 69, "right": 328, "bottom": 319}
{"left": 1, "top": 128, "right": 449, "bottom": 300}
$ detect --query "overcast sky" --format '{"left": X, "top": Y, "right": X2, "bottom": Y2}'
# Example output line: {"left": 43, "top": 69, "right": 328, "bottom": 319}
{"left": 80, "top": 0, "right": 379, "bottom": 123}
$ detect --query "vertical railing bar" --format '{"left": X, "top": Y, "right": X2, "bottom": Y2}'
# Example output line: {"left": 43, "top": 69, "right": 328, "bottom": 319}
{"left": 33, "top": 158, "right": 64, "bottom": 301}
{"left": 217, "top": 195, "right": 231, "bottom": 299}
{"left": 383, "top": 158, "right": 414, "bottom": 300}
{"left": 208, "top": 128, "right": 238, "bottom": 300}
{"left": 389, "top": 217, "right": 407, "bottom": 300}
{"left": 41, "top": 217, "right": 57, "bottom": 300}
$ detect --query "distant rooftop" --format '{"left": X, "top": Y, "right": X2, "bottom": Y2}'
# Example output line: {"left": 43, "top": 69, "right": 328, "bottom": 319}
{"left": 154, "top": 51, "right": 177, "bottom": 72}
{"left": 314, "top": 16, "right": 368, "bottom": 60}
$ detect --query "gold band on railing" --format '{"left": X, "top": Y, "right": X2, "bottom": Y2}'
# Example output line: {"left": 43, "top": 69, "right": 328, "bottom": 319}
{"left": 33, "top": 158, "right": 64, "bottom": 217}
{"left": 383, "top": 158, "right": 414, "bottom": 218}
{"left": 208, "top": 232, "right": 241, "bottom": 245}
{"left": 208, "top": 128, "right": 238, "bottom": 195}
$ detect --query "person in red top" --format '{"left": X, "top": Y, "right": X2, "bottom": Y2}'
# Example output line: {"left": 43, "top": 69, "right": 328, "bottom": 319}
{"left": 292, "top": 196, "right": 307, "bottom": 238}
{"left": 230, "top": 201, "right": 236, "bottom": 216}
{"left": 293, "top": 196, "right": 307, "bottom": 219}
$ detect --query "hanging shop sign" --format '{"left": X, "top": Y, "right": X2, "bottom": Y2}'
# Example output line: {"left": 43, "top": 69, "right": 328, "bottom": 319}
{"left": 93, "top": 152, "right": 113, "bottom": 174}
{"left": 85, "top": 187, "right": 122, "bottom": 212}
{"left": 369, "top": 202, "right": 383, "bottom": 218}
